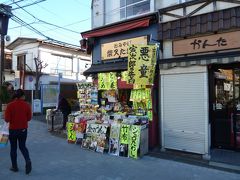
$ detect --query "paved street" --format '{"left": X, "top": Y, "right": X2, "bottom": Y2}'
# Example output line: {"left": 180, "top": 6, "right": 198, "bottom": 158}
{"left": 0, "top": 119, "right": 240, "bottom": 180}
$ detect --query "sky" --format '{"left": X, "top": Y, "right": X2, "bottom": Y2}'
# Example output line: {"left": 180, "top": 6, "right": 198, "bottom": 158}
{"left": 0, "top": 0, "right": 92, "bottom": 46}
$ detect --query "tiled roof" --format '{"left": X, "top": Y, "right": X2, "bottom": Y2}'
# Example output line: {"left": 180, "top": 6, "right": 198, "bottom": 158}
{"left": 158, "top": 6, "right": 240, "bottom": 40}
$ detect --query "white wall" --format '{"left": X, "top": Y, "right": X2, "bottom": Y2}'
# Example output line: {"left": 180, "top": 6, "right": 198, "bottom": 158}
{"left": 11, "top": 42, "right": 39, "bottom": 71}
{"left": 11, "top": 41, "right": 91, "bottom": 90}
{"left": 92, "top": 0, "right": 104, "bottom": 28}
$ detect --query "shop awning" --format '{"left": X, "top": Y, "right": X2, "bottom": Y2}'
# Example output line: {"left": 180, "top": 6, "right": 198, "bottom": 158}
{"left": 159, "top": 51, "right": 240, "bottom": 70}
{"left": 83, "top": 61, "right": 128, "bottom": 76}
{"left": 81, "top": 14, "right": 157, "bottom": 39}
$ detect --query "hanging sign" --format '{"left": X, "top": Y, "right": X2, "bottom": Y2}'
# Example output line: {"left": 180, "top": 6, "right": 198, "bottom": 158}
{"left": 127, "top": 45, "right": 157, "bottom": 87}
{"left": 98, "top": 72, "right": 117, "bottom": 90}
{"left": 98, "top": 73, "right": 109, "bottom": 90}
{"left": 109, "top": 72, "right": 117, "bottom": 90}
{"left": 101, "top": 36, "right": 148, "bottom": 60}
{"left": 129, "top": 125, "right": 141, "bottom": 159}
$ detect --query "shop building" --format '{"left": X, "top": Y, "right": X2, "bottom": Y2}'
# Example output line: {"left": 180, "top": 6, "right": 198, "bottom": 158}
{"left": 158, "top": 0, "right": 240, "bottom": 158}
{"left": 81, "top": 0, "right": 166, "bottom": 149}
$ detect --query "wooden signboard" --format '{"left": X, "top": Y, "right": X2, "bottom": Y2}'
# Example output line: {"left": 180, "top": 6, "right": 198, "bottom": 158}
{"left": 101, "top": 36, "right": 148, "bottom": 60}
{"left": 173, "top": 31, "right": 240, "bottom": 56}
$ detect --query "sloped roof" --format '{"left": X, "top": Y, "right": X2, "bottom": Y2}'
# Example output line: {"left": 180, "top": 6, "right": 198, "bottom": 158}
{"left": 6, "top": 37, "right": 84, "bottom": 52}
{"left": 6, "top": 37, "right": 39, "bottom": 50}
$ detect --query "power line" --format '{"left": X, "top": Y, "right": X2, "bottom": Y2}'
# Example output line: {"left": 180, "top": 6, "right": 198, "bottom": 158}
{"left": 11, "top": 1, "right": 82, "bottom": 34}
{"left": 11, "top": 0, "right": 46, "bottom": 10}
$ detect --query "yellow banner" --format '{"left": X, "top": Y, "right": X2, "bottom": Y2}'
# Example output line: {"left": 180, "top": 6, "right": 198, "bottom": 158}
{"left": 98, "top": 73, "right": 109, "bottom": 90}
{"left": 98, "top": 72, "right": 117, "bottom": 90}
{"left": 109, "top": 72, "right": 117, "bottom": 90}
{"left": 121, "top": 71, "right": 128, "bottom": 82}
{"left": 67, "top": 122, "right": 76, "bottom": 142}
{"left": 127, "top": 45, "right": 157, "bottom": 87}
{"left": 147, "top": 110, "right": 153, "bottom": 121}
{"left": 129, "top": 125, "right": 141, "bottom": 159}
{"left": 120, "top": 124, "right": 130, "bottom": 144}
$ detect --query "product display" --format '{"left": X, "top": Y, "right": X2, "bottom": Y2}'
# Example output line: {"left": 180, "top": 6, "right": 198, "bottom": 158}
{"left": 66, "top": 74, "right": 151, "bottom": 159}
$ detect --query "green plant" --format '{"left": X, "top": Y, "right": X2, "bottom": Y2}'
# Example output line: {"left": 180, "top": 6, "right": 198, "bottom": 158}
{"left": 0, "top": 83, "right": 11, "bottom": 104}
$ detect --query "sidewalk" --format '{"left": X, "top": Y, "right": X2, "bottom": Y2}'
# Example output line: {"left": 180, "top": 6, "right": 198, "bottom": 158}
{"left": 0, "top": 118, "right": 240, "bottom": 179}
{"left": 32, "top": 114, "right": 240, "bottom": 173}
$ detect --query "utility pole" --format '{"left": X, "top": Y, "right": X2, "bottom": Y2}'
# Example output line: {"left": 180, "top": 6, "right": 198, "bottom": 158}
{"left": 0, "top": 34, "right": 4, "bottom": 85}
{"left": 0, "top": 4, "right": 11, "bottom": 85}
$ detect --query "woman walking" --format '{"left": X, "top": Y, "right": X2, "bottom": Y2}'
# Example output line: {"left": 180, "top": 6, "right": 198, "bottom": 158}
{"left": 4, "top": 89, "right": 32, "bottom": 174}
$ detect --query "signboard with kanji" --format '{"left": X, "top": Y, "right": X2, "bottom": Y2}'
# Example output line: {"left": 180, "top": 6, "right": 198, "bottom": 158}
{"left": 98, "top": 72, "right": 117, "bottom": 90}
{"left": 127, "top": 44, "right": 157, "bottom": 88}
{"left": 101, "top": 36, "right": 148, "bottom": 60}
{"left": 173, "top": 31, "right": 240, "bottom": 56}
{"left": 129, "top": 125, "right": 141, "bottom": 159}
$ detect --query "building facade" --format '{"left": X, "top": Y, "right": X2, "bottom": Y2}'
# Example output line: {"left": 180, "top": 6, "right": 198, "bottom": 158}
{"left": 158, "top": 0, "right": 240, "bottom": 158}
{"left": 82, "top": 0, "right": 240, "bottom": 156}
{"left": 7, "top": 38, "right": 91, "bottom": 100}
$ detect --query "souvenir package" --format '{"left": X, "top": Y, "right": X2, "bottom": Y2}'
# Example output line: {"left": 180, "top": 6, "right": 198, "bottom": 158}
{"left": 0, "top": 122, "right": 9, "bottom": 148}
{"left": 108, "top": 123, "right": 120, "bottom": 156}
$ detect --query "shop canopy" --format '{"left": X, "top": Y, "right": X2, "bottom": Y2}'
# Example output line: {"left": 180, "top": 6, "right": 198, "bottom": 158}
{"left": 83, "top": 61, "right": 128, "bottom": 76}
{"left": 81, "top": 13, "right": 157, "bottom": 39}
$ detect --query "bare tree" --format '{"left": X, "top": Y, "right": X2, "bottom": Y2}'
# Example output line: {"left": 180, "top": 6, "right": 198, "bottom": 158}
{"left": 34, "top": 57, "right": 48, "bottom": 99}
{"left": 25, "top": 57, "right": 48, "bottom": 99}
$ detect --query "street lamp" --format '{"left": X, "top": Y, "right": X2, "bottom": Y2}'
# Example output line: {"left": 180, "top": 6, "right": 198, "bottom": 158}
{"left": 0, "top": 4, "right": 11, "bottom": 85}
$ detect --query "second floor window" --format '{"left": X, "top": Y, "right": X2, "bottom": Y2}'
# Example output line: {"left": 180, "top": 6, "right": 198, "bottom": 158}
{"left": 105, "top": 0, "right": 151, "bottom": 25}
{"left": 50, "top": 54, "right": 73, "bottom": 76}
{"left": 4, "top": 53, "right": 12, "bottom": 70}
{"left": 17, "top": 54, "right": 26, "bottom": 70}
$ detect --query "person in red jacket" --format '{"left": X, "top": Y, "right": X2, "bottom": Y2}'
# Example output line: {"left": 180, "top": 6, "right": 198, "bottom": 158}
{"left": 4, "top": 89, "right": 32, "bottom": 174}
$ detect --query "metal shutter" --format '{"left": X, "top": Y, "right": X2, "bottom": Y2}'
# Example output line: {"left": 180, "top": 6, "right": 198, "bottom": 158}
{"left": 161, "top": 66, "right": 209, "bottom": 154}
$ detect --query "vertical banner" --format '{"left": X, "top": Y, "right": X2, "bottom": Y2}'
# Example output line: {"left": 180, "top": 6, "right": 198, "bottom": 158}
{"left": 121, "top": 71, "right": 128, "bottom": 82}
{"left": 127, "top": 45, "right": 157, "bottom": 87}
{"left": 98, "top": 72, "right": 117, "bottom": 90}
{"left": 109, "top": 72, "right": 117, "bottom": 89}
{"left": 129, "top": 125, "right": 141, "bottom": 159}
{"left": 109, "top": 124, "right": 121, "bottom": 156}
{"left": 98, "top": 73, "right": 109, "bottom": 90}
{"left": 67, "top": 122, "right": 76, "bottom": 143}
{"left": 119, "top": 124, "right": 130, "bottom": 157}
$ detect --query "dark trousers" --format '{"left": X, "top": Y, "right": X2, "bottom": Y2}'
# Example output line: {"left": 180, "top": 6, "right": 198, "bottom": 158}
{"left": 62, "top": 113, "right": 68, "bottom": 129}
{"left": 9, "top": 129, "right": 31, "bottom": 167}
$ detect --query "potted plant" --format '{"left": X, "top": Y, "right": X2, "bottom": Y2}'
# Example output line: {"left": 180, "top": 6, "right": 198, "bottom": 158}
{"left": 0, "top": 82, "right": 12, "bottom": 119}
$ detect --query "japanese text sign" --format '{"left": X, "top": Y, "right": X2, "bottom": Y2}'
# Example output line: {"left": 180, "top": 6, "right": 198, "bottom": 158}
{"left": 127, "top": 45, "right": 157, "bottom": 87}
{"left": 120, "top": 124, "right": 130, "bottom": 144}
{"left": 129, "top": 125, "right": 141, "bottom": 159}
{"left": 173, "top": 31, "right": 240, "bottom": 56}
{"left": 98, "top": 72, "right": 117, "bottom": 90}
{"left": 67, "top": 122, "right": 76, "bottom": 142}
{"left": 101, "top": 36, "right": 148, "bottom": 60}
{"left": 86, "top": 123, "right": 108, "bottom": 135}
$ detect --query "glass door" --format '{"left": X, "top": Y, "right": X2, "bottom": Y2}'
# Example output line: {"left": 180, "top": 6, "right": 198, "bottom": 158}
{"left": 212, "top": 67, "right": 240, "bottom": 150}
{"left": 233, "top": 69, "right": 240, "bottom": 149}
{"left": 213, "top": 68, "right": 233, "bottom": 149}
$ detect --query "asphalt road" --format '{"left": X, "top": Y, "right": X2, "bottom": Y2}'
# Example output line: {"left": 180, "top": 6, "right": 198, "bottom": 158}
{"left": 0, "top": 119, "right": 240, "bottom": 180}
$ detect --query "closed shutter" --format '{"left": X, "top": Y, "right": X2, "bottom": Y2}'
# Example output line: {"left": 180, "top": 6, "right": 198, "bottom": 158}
{"left": 161, "top": 66, "right": 208, "bottom": 154}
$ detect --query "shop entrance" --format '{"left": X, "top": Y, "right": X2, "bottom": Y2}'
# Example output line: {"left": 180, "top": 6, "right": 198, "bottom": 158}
{"left": 210, "top": 64, "right": 240, "bottom": 150}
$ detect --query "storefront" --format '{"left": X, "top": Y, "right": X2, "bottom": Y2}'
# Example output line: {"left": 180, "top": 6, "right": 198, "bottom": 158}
{"left": 158, "top": 5, "right": 240, "bottom": 158}
{"left": 68, "top": 13, "right": 160, "bottom": 157}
